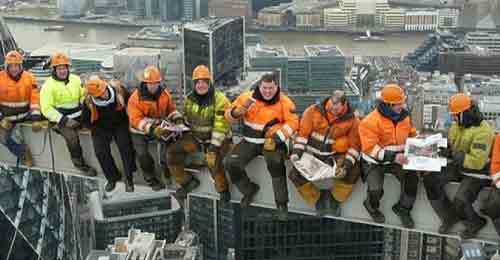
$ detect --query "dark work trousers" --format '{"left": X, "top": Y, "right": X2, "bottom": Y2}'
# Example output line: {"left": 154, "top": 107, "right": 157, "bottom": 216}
{"left": 422, "top": 166, "right": 459, "bottom": 225}
{"left": 482, "top": 188, "right": 500, "bottom": 236}
{"left": 224, "top": 139, "right": 289, "bottom": 206}
{"left": 131, "top": 133, "right": 164, "bottom": 186}
{"left": 362, "top": 159, "right": 419, "bottom": 212}
{"left": 0, "top": 124, "right": 26, "bottom": 159}
{"left": 53, "top": 125, "right": 85, "bottom": 167}
{"left": 453, "top": 175, "right": 490, "bottom": 226}
{"left": 91, "top": 125, "right": 137, "bottom": 183}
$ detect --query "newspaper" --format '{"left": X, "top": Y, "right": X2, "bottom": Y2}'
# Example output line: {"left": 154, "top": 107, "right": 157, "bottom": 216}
{"left": 159, "top": 120, "right": 190, "bottom": 142}
{"left": 403, "top": 133, "right": 447, "bottom": 172}
{"left": 292, "top": 153, "right": 337, "bottom": 182}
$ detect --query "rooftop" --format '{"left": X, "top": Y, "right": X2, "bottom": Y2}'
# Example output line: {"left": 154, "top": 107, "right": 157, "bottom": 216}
{"left": 183, "top": 16, "right": 243, "bottom": 34}
{"left": 304, "top": 45, "right": 344, "bottom": 57}
{"left": 248, "top": 44, "right": 288, "bottom": 58}
{"left": 29, "top": 42, "right": 117, "bottom": 62}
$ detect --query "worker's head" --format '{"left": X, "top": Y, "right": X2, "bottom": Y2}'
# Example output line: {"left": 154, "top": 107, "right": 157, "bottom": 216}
{"left": 142, "top": 65, "right": 161, "bottom": 94}
{"left": 329, "top": 90, "right": 348, "bottom": 117}
{"left": 50, "top": 53, "right": 70, "bottom": 80}
{"left": 4, "top": 50, "right": 23, "bottom": 78}
{"left": 380, "top": 84, "right": 406, "bottom": 114}
{"left": 258, "top": 73, "right": 279, "bottom": 101}
{"left": 192, "top": 65, "right": 211, "bottom": 96}
{"left": 86, "top": 76, "right": 109, "bottom": 100}
{"left": 448, "top": 93, "right": 482, "bottom": 127}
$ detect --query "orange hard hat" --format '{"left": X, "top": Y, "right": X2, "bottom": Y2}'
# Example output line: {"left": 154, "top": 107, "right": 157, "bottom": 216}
{"left": 142, "top": 65, "right": 162, "bottom": 83}
{"left": 192, "top": 65, "right": 211, "bottom": 81}
{"left": 50, "top": 52, "right": 70, "bottom": 67}
{"left": 5, "top": 50, "right": 23, "bottom": 65}
{"left": 86, "top": 77, "right": 107, "bottom": 97}
{"left": 334, "top": 136, "right": 349, "bottom": 153}
{"left": 449, "top": 93, "right": 471, "bottom": 114}
{"left": 381, "top": 84, "right": 406, "bottom": 105}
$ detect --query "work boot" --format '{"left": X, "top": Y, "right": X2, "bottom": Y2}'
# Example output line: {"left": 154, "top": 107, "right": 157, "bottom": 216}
{"left": 429, "top": 197, "right": 458, "bottom": 234}
{"left": 150, "top": 179, "right": 165, "bottom": 192}
{"left": 363, "top": 199, "right": 385, "bottom": 223}
{"left": 276, "top": 203, "right": 288, "bottom": 221}
{"left": 77, "top": 165, "right": 97, "bottom": 177}
{"left": 219, "top": 190, "right": 231, "bottom": 203}
{"left": 163, "top": 167, "right": 172, "bottom": 186}
{"left": 439, "top": 219, "right": 459, "bottom": 234}
{"left": 241, "top": 183, "right": 260, "bottom": 208}
{"left": 392, "top": 204, "right": 415, "bottom": 229}
{"left": 315, "top": 192, "right": 329, "bottom": 217}
{"left": 175, "top": 177, "right": 200, "bottom": 199}
{"left": 460, "top": 217, "right": 487, "bottom": 240}
{"left": 316, "top": 191, "right": 340, "bottom": 217}
{"left": 105, "top": 181, "right": 116, "bottom": 192}
{"left": 125, "top": 178, "right": 134, "bottom": 193}
{"left": 22, "top": 148, "right": 34, "bottom": 167}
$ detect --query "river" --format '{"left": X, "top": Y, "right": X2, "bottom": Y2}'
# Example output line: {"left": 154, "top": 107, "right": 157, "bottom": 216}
{"left": 5, "top": 19, "right": 427, "bottom": 57}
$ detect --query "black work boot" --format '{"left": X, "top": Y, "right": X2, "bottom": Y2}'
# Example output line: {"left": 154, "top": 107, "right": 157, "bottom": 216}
{"left": 219, "top": 190, "right": 231, "bottom": 203}
{"left": 105, "top": 181, "right": 116, "bottom": 192}
{"left": 315, "top": 191, "right": 329, "bottom": 217}
{"left": 276, "top": 203, "right": 288, "bottom": 221}
{"left": 241, "top": 183, "right": 260, "bottom": 208}
{"left": 125, "top": 178, "right": 134, "bottom": 193}
{"left": 72, "top": 157, "right": 97, "bottom": 177}
{"left": 150, "top": 179, "right": 166, "bottom": 192}
{"left": 460, "top": 217, "right": 487, "bottom": 240}
{"left": 363, "top": 199, "right": 385, "bottom": 223}
{"left": 175, "top": 176, "right": 201, "bottom": 199}
{"left": 392, "top": 204, "right": 415, "bottom": 229}
{"left": 429, "top": 197, "right": 458, "bottom": 234}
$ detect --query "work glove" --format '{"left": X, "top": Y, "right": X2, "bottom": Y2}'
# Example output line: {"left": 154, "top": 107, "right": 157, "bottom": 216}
{"left": 289, "top": 153, "right": 300, "bottom": 162}
{"left": 0, "top": 118, "right": 12, "bottom": 130}
{"left": 232, "top": 97, "right": 256, "bottom": 118}
{"left": 344, "top": 158, "right": 354, "bottom": 174}
{"left": 32, "top": 120, "right": 49, "bottom": 132}
{"left": 263, "top": 138, "right": 277, "bottom": 152}
{"left": 206, "top": 150, "right": 218, "bottom": 170}
{"left": 150, "top": 126, "right": 169, "bottom": 139}
{"left": 451, "top": 151, "right": 465, "bottom": 167}
{"left": 438, "top": 147, "right": 452, "bottom": 158}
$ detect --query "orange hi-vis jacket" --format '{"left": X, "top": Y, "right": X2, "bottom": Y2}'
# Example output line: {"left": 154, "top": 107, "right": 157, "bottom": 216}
{"left": 127, "top": 86, "right": 181, "bottom": 135}
{"left": 0, "top": 70, "right": 40, "bottom": 121}
{"left": 294, "top": 98, "right": 361, "bottom": 164}
{"left": 359, "top": 108, "right": 416, "bottom": 164}
{"left": 225, "top": 91, "right": 299, "bottom": 144}
{"left": 490, "top": 134, "right": 500, "bottom": 188}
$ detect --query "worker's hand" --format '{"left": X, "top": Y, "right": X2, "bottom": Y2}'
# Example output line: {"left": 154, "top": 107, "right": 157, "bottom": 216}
{"left": 151, "top": 126, "right": 169, "bottom": 139}
{"left": 32, "top": 120, "right": 49, "bottom": 132}
{"left": 242, "top": 97, "right": 256, "bottom": 110}
{"left": 65, "top": 118, "right": 80, "bottom": 129}
{"left": 263, "top": 138, "right": 277, "bottom": 152}
{"left": 0, "top": 118, "right": 12, "bottom": 130}
{"left": 394, "top": 153, "right": 408, "bottom": 165}
{"left": 206, "top": 151, "right": 217, "bottom": 170}
{"left": 335, "top": 165, "right": 347, "bottom": 178}
{"left": 289, "top": 153, "right": 300, "bottom": 162}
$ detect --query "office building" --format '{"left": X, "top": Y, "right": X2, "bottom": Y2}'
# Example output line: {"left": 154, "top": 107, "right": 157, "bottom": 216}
{"left": 404, "top": 9, "right": 439, "bottom": 31}
{"left": 465, "top": 31, "right": 500, "bottom": 53}
{"left": 209, "top": 0, "right": 250, "bottom": 17}
{"left": 89, "top": 192, "right": 182, "bottom": 249}
{"left": 183, "top": 17, "right": 245, "bottom": 91}
{"left": 188, "top": 194, "right": 386, "bottom": 260}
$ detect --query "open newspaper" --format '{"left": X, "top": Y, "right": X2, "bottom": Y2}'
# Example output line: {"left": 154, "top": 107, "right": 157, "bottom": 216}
{"left": 159, "top": 120, "right": 190, "bottom": 143}
{"left": 292, "top": 153, "right": 337, "bottom": 183}
{"left": 403, "top": 133, "right": 448, "bottom": 172}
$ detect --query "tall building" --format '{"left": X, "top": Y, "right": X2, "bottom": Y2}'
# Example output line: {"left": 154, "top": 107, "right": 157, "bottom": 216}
{"left": 404, "top": 9, "right": 439, "bottom": 31}
{"left": 57, "top": 0, "right": 86, "bottom": 18}
{"left": 182, "top": 0, "right": 209, "bottom": 21}
{"left": 209, "top": 0, "right": 250, "bottom": 17}
{"left": 438, "top": 8, "right": 459, "bottom": 29}
{"left": 0, "top": 166, "right": 93, "bottom": 260}
{"left": 323, "top": 8, "right": 352, "bottom": 27}
{"left": 183, "top": 17, "right": 245, "bottom": 91}
{"left": 188, "top": 194, "right": 386, "bottom": 260}
{"left": 379, "top": 8, "right": 405, "bottom": 31}
{"left": 89, "top": 192, "right": 183, "bottom": 249}
{"left": 465, "top": 31, "right": 500, "bottom": 53}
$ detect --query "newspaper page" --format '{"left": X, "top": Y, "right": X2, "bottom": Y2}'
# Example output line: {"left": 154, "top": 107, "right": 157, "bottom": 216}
{"left": 403, "top": 133, "right": 447, "bottom": 172}
{"left": 291, "top": 153, "right": 337, "bottom": 182}
{"left": 159, "top": 120, "right": 190, "bottom": 142}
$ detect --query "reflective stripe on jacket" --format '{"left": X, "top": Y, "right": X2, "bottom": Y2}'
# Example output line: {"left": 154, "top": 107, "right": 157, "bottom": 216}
{"left": 184, "top": 90, "right": 231, "bottom": 146}
{"left": 40, "top": 74, "right": 85, "bottom": 123}
{"left": 0, "top": 70, "right": 40, "bottom": 121}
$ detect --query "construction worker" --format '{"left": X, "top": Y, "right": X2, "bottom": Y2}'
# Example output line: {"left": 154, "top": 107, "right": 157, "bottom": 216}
{"left": 483, "top": 134, "right": 500, "bottom": 237}
{"left": 128, "top": 65, "right": 182, "bottom": 191}
{"left": 359, "top": 84, "right": 418, "bottom": 228}
{"left": 40, "top": 53, "right": 97, "bottom": 176}
{"left": 224, "top": 73, "right": 299, "bottom": 220}
{"left": 0, "top": 50, "right": 43, "bottom": 167}
{"left": 427, "top": 93, "right": 493, "bottom": 239}
{"left": 166, "top": 65, "right": 232, "bottom": 201}
{"left": 82, "top": 76, "right": 136, "bottom": 192}
{"left": 289, "top": 91, "right": 361, "bottom": 216}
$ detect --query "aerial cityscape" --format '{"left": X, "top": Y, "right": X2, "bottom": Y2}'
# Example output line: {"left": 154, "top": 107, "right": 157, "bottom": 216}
{"left": 1, "top": 0, "right": 500, "bottom": 260}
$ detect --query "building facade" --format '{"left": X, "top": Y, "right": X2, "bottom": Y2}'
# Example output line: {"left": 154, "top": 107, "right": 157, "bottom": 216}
{"left": 405, "top": 9, "right": 439, "bottom": 31}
